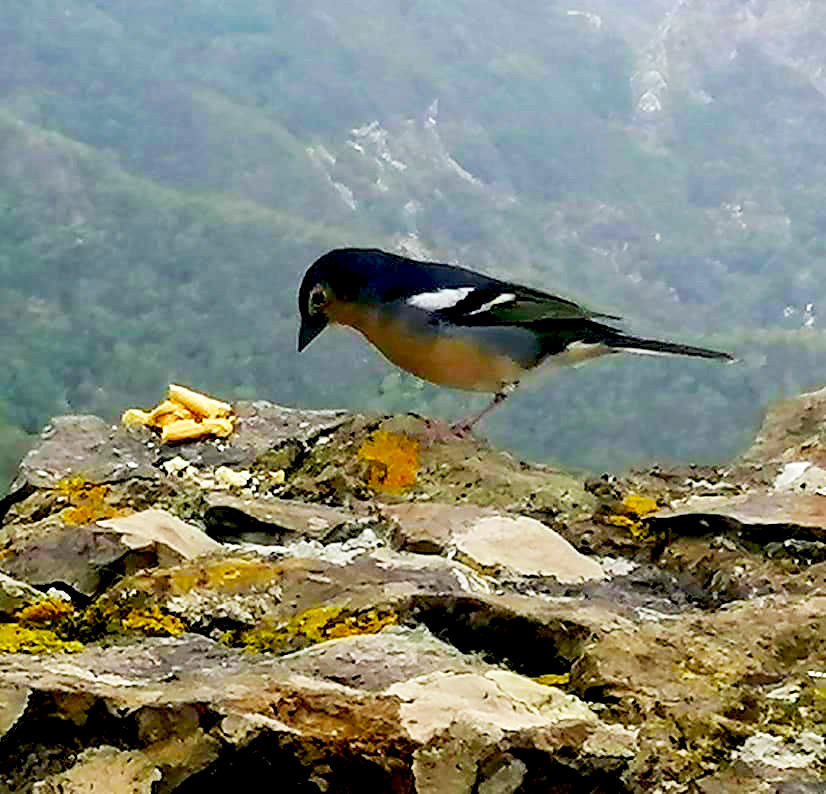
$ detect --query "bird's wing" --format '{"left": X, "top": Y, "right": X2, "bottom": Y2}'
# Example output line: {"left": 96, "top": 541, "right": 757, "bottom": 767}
{"left": 426, "top": 283, "right": 620, "bottom": 326}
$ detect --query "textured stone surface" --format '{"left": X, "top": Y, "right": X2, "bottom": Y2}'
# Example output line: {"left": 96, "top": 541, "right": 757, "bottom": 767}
{"left": 32, "top": 747, "right": 161, "bottom": 794}
{"left": 454, "top": 515, "right": 606, "bottom": 581}
{"left": 3, "top": 401, "right": 826, "bottom": 792}
{"left": 204, "top": 492, "right": 360, "bottom": 542}
{"left": 96, "top": 509, "right": 222, "bottom": 560}
{"left": 15, "top": 416, "right": 160, "bottom": 489}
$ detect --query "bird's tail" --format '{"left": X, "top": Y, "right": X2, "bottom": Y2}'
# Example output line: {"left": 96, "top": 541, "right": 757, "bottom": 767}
{"left": 606, "top": 332, "right": 733, "bottom": 361}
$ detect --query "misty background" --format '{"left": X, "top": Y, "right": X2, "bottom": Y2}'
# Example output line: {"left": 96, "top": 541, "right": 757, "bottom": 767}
{"left": 3, "top": 0, "right": 826, "bottom": 490}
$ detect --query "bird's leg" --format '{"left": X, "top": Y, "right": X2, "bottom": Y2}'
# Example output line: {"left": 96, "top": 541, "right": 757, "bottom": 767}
{"left": 451, "top": 382, "right": 518, "bottom": 436}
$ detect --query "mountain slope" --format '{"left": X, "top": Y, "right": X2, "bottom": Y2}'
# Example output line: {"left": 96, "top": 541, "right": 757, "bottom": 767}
{"left": 2, "top": 0, "right": 826, "bottom": 484}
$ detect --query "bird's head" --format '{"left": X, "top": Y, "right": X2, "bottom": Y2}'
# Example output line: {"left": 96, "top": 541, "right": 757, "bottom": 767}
{"left": 297, "top": 249, "right": 369, "bottom": 351}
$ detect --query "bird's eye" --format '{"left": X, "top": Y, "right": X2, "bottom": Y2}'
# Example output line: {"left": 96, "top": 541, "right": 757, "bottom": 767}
{"left": 308, "top": 286, "right": 328, "bottom": 313}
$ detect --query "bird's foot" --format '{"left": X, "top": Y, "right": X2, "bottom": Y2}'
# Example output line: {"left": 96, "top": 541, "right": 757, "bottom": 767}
{"left": 417, "top": 417, "right": 476, "bottom": 445}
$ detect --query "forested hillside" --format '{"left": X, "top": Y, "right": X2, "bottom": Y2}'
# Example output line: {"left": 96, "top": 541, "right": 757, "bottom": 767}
{"left": 3, "top": 0, "right": 826, "bottom": 489}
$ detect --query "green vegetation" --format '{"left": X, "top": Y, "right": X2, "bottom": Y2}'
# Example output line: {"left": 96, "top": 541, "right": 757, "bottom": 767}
{"left": 2, "top": 1, "right": 826, "bottom": 488}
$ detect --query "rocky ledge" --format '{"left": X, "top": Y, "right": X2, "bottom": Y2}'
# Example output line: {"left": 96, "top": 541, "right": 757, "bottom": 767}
{"left": 1, "top": 391, "right": 826, "bottom": 793}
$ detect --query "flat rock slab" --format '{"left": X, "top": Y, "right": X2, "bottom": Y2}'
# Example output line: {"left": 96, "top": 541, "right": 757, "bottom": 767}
{"left": 0, "top": 634, "right": 636, "bottom": 793}
{"left": 0, "top": 510, "right": 221, "bottom": 598}
{"left": 653, "top": 492, "right": 826, "bottom": 535}
{"left": 97, "top": 550, "right": 492, "bottom": 637}
{"left": 159, "top": 401, "right": 348, "bottom": 467}
{"left": 96, "top": 509, "right": 223, "bottom": 560}
{"left": 14, "top": 416, "right": 160, "bottom": 489}
{"left": 385, "top": 503, "right": 497, "bottom": 554}
{"left": 0, "top": 520, "right": 129, "bottom": 597}
{"left": 385, "top": 503, "right": 605, "bottom": 582}
{"left": 388, "top": 668, "right": 636, "bottom": 751}
{"left": 280, "top": 626, "right": 477, "bottom": 690}
{"left": 234, "top": 401, "right": 348, "bottom": 448}
{"left": 204, "top": 492, "right": 360, "bottom": 542}
{"left": 12, "top": 403, "right": 348, "bottom": 491}
{"left": 455, "top": 515, "right": 605, "bottom": 582}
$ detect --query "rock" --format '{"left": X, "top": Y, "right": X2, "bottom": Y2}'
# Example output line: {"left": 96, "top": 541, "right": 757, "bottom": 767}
{"left": 283, "top": 414, "right": 597, "bottom": 517}
{"left": 0, "top": 685, "right": 29, "bottom": 738}
{"left": 203, "top": 492, "right": 361, "bottom": 543}
{"left": 742, "top": 385, "right": 826, "bottom": 467}
{"left": 394, "top": 670, "right": 636, "bottom": 793}
{"left": 572, "top": 592, "right": 826, "bottom": 787}
{"left": 0, "top": 519, "right": 133, "bottom": 597}
{"left": 0, "top": 571, "right": 50, "bottom": 616}
{"left": 14, "top": 416, "right": 160, "bottom": 489}
{"left": 476, "top": 754, "right": 527, "bottom": 794}
{"left": 87, "top": 549, "right": 494, "bottom": 647}
{"left": 385, "top": 502, "right": 493, "bottom": 554}
{"left": 454, "top": 515, "right": 605, "bottom": 582}
{"left": 652, "top": 493, "right": 826, "bottom": 538}
{"left": 234, "top": 401, "right": 349, "bottom": 449}
{"left": 5, "top": 403, "right": 826, "bottom": 790}
{"left": 9, "top": 401, "right": 347, "bottom": 493}
{"left": 772, "top": 461, "right": 826, "bottom": 493}
{"left": 32, "top": 746, "right": 161, "bottom": 794}
{"left": 388, "top": 667, "right": 631, "bottom": 745}
{"left": 279, "top": 626, "right": 477, "bottom": 689}
{"left": 95, "top": 509, "right": 222, "bottom": 561}
{"left": 386, "top": 503, "right": 605, "bottom": 582}
{"left": 0, "top": 633, "right": 634, "bottom": 792}
{"left": 733, "top": 731, "right": 826, "bottom": 782}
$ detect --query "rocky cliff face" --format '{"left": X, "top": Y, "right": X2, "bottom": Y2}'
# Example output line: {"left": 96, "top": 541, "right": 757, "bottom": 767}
{"left": 1, "top": 393, "right": 826, "bottom": 792}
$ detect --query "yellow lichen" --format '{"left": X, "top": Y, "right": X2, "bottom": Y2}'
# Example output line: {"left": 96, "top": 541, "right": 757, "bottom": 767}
{"left": 15, "top": 598, "right": 75, "bottom": 625}
{"left": 121, "top": 605, "right": 185, "bottom": 636}
{"left": 534, "top": 673, "right": 571, "bottom": 687}
{"left": 0, "top": 623, "right": 83, "bottom": 654}
{"left": 623, "top": 493, "right": 659, "bottom": 517}
{"left": 145, "top": 557, "right": 288, "bottom": 596}
{"left": 237, "top": 606, "right": 399, "bottom": 654}
{"left": 358, "top": 431, "right": 419, "bottom": 491}
{"left": 56, "top": 477, "right": 128, "bottom": 527}
{"left": 603, "top": 493, "right": 659, "bottom": 540}
{"left": 604, "top": 513, "right": 650, "bottom": 540}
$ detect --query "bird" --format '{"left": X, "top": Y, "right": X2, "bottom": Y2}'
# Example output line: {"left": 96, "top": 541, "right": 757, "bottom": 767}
{"left": 297, "top": 248, "right": 733, "bottom": 433}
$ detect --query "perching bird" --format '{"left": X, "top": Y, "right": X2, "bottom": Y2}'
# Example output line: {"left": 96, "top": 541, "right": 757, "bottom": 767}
{"left": 297, "top": 248, "right": 733, "bottom": 432}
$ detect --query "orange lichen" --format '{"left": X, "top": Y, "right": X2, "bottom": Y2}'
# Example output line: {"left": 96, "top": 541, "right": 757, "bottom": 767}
{"left": 56, "top": 477, "right": 128, "bottom": 527}
{"left": 15, "top": 598, "right": 75, "bottom": 625}
{"left": 358, "top": 431, "right": 419, "bottom": 491}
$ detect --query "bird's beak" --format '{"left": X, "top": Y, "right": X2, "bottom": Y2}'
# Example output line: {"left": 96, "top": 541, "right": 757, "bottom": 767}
{"left": 298, "top": 316, "right": 328, "bottom": 352}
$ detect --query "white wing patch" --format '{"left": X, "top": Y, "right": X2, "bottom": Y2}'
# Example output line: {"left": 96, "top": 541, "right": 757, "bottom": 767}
{"left": 619, "top": 347, "right": 673, "bottom": 357}
{"left": 554, "top": 341, "right": 612, "bottom": 367}
{"left": 466, "top": 292, "right": 516, "bottom": 315}
{"left": 407, "top": 287, "right": 474, "bottom": 311}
